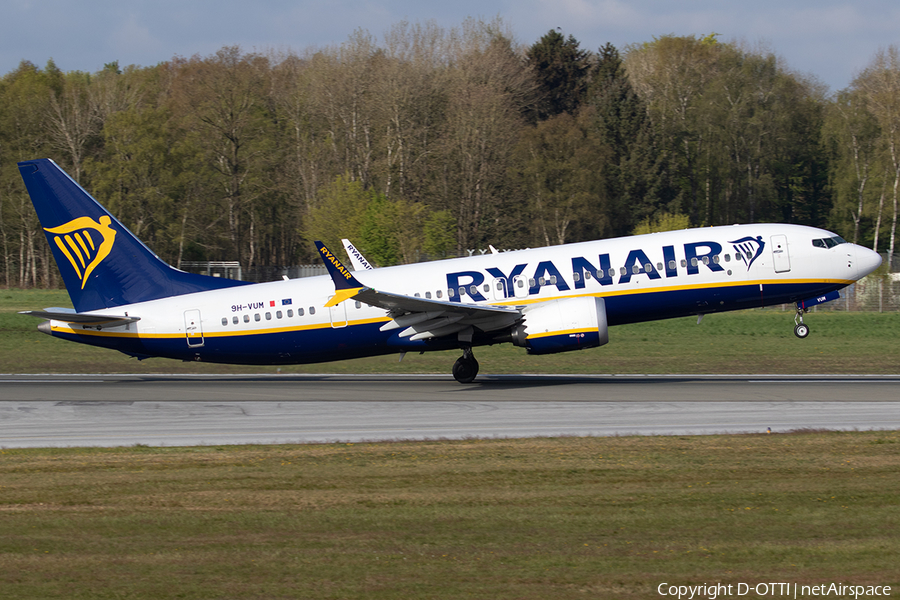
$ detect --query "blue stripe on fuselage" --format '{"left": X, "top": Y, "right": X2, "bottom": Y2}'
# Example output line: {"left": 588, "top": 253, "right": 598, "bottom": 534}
{"left": 47, "top": 280, "right": 844, "bottom": 364}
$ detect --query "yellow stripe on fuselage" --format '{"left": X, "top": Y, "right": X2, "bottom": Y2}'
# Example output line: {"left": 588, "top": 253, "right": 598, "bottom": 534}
{"left": 526, "top": 327, "right": 597, "bottom": 340}
{"left": 49, "top": 316, "right": 390, "bottom": 339}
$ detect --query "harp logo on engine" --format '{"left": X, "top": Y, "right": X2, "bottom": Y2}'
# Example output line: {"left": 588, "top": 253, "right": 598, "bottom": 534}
{"left": 44, "top": 216, "right": 117, "bottom": 289}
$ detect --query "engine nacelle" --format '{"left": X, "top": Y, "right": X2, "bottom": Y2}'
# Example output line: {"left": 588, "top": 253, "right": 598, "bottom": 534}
{"left": 510, "top": 296, "right": 609, "bottom": 355}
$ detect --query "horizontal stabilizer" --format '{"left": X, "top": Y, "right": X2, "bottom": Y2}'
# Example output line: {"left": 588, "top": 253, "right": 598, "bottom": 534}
{"left": 19, "top": 310, "right": 141, "bottom": 325}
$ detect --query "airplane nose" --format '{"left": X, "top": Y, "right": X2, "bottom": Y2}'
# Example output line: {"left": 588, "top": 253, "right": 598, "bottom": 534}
{"left": 854, "top": 245, "right": 882, "bottom": 279}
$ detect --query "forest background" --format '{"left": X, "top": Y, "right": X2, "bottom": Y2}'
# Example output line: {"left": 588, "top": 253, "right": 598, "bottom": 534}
{"left": 2, "top": 17, "right": 899, "bottom": 290}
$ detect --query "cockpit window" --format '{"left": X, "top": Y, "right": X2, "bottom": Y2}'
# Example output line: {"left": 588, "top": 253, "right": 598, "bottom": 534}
{"left": 812, "top": 236, "right": 847, "bottom": 249}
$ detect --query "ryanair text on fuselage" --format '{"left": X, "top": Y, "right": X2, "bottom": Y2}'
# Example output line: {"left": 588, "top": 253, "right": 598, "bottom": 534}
{"left": 446, "top": 237, "right": 765, "bottom": 302}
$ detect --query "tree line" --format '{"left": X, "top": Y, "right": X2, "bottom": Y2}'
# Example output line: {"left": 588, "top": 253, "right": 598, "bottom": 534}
{"left": 1, "top": 18, "right": 898, "bottom": 289}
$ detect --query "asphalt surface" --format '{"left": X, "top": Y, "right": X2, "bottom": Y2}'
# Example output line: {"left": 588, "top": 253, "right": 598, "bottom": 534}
{"left": 1, "top": 374, "right": 899, "bottom": 447}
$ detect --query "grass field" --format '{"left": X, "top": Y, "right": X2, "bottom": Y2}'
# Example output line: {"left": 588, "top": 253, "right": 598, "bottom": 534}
{"left": 2, "top": 289, "right": 899, "bottom": 374}
{"left": 1, "top": 433, "right": 898, "bottom": 599}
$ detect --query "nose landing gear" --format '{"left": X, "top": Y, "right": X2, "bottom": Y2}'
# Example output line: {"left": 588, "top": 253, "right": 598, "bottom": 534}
{"left": 794, "top": 305, "right": 810, "bottom": 338}
{"left": 452, "top": 346, "right": 479, "bottom": 383}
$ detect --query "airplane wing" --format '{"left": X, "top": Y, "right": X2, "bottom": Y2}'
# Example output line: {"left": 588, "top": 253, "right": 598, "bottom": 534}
{"left": 315, "top": 241, "right": 520, "bottom": 342}
{"left": 19, "top": 308, "right": 141, "bottom": 325}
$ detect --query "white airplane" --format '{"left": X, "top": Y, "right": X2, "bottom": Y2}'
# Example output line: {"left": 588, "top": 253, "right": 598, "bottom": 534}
{"left": 18, "top": 158, "right": 882, "bottom": 383}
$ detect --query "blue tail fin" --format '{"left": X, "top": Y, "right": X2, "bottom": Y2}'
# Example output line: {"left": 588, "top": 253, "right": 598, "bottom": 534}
{"left": 19, "top": 158, "right": 248, "bottom": 312}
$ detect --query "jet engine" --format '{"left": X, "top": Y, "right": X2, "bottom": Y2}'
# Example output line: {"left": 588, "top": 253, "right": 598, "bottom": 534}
{"left": 510, "top": 296, "right": 609, "bottom": 355}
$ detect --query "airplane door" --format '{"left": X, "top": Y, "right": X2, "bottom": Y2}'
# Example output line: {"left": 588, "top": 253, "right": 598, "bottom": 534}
{"left": 329, "top": 298, "right": 348, "bottom": 328}
{"left": 184, "top": 309, "right": 204, "bottom": 347}
{"left": 512, "top": 275, "right": 529, "bottom": 299}
{"left": 771, "top": 234, "right": 791, "bottom": 273}
{"left": 492, "top": 278, "right": 508, "bottom": 300}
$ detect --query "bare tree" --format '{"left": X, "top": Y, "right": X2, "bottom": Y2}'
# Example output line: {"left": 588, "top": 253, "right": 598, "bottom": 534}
{"left": 856, "top": 46, "right": 900, "bottom": 267}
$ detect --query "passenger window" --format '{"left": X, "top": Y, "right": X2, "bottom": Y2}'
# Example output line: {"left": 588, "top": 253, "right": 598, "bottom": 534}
{"left": 233, "top": 316, "right": 239, "bottom": 324}
{"left": 573, "top": 272, "right": 581, "bottom": 282}
{"left": 254, "top": 313, "right": 261, "bottom": 322}
{"left": 668, "top": 260, "right": 677, "bottom": 270}
{"left": 644, "top": 263, "right": 652, "bottom": 273}
{"left": 702, "top": 256, "right": 710, "bottom": 265}
{"left": 483, "top": 284, "right": 490, "bottom": 292}
{"left": 550, "top": 275, "right": 557, "bottom": 284}
{"left": 297, "top": 308, "right": 303, "bottom": 316}
{"left": 632, "top": 265, "right": 640, "bottom": 274}
{"left": 609, "top": 268, "right": 616, "bottom": 278}
{"left": 243, "top": 314, "right": 250, "bottom": 323}
{"left": 414, "top": 292, "right": 421, "bottom": 298}
{"left": 528, "top": 278, "right": 536, "bottom": 287}
{"left": 355, "top": 301, "right": 361, "bottom": 308}
{"left": 221, "top": 317, "right": 228, "bottom": 326}
{"left": 436, "top": 290, "right": 443, "bottom": 298}
{"left": 265, "top": 312, "right": 272, "bottom": 320}
{"left": 656, "top": 262, "right": 663, "bottom": 271}
{"left": 691, "top": 258, "right": 699, "bottom": 267}
{"left": 425, "top": 292, "right": 431, "bottom": 299}
{"left": 584, "top": 270, "right": 592, "bottom": 280}
{"left": 448, "top": 289, "right": 455, "bottom": 298}
{"left": 309, "top": 307, "right": 316, "bottom": 315}
{"left": 620, "top": 267, "right": 627, "bottom": 276}
{"left": 724, "top": 254, "right": 731, "bottom": 262}
{"left": 539, "top": 277, "right": 546, "bottom": 285}
{"left": 681, "top": 259, "right": 687, "bottom": 268}
{"left": 469, "top": 285, "right": 476, "bottom": 295}
{"left": 713, "top": 255, "right": 720, "bottom": 264}
{"left": 276, "top": 311, "right": 282, "bottom": 319}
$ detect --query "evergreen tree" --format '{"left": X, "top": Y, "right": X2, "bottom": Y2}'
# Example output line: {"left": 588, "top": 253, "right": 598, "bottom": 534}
{"left": 526, "top": 30, "right": 590, "bottom": 122}
{"left": 588, "top": 43, "right": 675, "bottom": 235}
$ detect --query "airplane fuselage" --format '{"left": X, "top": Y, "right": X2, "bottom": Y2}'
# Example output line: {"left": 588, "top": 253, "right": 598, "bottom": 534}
{"left": 43, "top": 223, "right": 873, "bottom": 365}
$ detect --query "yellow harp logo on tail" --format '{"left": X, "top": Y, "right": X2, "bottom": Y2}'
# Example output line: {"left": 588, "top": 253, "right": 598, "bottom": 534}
{"left": 44, "top": 216, "right": 117, "bottom": 289}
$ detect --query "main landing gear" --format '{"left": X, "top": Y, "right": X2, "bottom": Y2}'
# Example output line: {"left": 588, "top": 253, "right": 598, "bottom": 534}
{"left": 794, "top": 305, "right": 810, "bottom": 339}
{"left": 452, "top": 346, "right": 479, "bottom": 384}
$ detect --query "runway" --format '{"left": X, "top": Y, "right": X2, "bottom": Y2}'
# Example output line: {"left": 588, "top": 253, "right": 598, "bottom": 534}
{"left": 1, "top": 374, "right": 899, "bottom": 448}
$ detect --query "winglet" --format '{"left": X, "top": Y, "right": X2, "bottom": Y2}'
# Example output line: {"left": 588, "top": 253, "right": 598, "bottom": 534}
{"left": 315, "top": 241, "right": 366, "bottom": 307}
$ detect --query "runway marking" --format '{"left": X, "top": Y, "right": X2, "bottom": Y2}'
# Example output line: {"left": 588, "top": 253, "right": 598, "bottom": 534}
{"left": 747, "top": 380, "right": 900, "bottom": 384}
{"left": 0, "top": 380, "right": 105, "bottom": 383}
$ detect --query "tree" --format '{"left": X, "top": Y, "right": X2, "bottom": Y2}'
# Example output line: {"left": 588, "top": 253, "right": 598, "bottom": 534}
{"left": 440, "top": 19, "right": 534, "bottom": 251}
{"left": 587, "top": 42, "right": 674, "bottom": 236}
{"left": 0, "top": 60, "right": 57, "bottom": 288}
{"left": 526, "top": 30, "right": 590, "bottom": 121}
{"left": 167, "top": 47, "right": 273, "bottom": 266}
{"left": 826, "top": 88, "right": 880, "bottom": 245}
{"left": 514, "top": 113, "right": 603, "bottom": 245}
{"left": 854, "top": 46, "right": 900, "bottom": 267}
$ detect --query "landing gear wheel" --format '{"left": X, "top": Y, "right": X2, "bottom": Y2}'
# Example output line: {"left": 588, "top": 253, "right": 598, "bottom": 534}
{"left": 452, "top": 348, "right": 479, "bottom": 384}
{"left": 793, "top": 304, "right": 810, "bottom": 339}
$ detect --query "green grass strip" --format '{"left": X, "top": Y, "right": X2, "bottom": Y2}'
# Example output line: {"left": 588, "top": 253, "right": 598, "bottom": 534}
{"left": 0, "top": 433, "right": 898, "bottom": 599}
